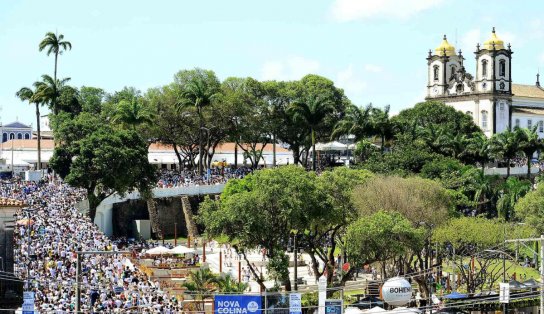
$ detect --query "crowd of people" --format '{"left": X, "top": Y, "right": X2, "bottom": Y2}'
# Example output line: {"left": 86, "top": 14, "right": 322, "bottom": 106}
{"left": 155, "top": 167, "right": 254, "bottom": 188}
{"left": 8, "top": 177, "right": 184, "bottom": 313}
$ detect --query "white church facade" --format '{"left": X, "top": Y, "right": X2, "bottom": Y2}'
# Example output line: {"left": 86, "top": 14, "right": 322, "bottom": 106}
{"left": 426, "top": 27, "right": 544, "bottom": 138}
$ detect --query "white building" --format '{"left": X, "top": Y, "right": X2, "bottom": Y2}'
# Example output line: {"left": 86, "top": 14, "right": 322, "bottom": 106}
{"left": 426, "top": 27, "right": 544, "bottom": 137}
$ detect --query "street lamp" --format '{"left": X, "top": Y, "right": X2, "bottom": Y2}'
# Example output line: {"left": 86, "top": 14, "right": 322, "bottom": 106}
{"left": 287, "top": 231, "right": 302, "bottom": 291}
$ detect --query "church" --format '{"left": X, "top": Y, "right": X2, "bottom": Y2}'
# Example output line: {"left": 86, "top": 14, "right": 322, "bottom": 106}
{"left": 426, "top": 27, "right": 544, "bottom": 138}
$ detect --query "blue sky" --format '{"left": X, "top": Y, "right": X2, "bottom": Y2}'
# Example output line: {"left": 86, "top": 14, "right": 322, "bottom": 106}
{"left": 2, "top": 0, "right": 544, "bottom": 127}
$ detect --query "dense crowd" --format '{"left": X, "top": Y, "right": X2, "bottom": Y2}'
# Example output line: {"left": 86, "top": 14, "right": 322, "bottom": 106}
{"left": 8, "top": 177, "right": 183, "bottom": 313}
{"left": 156, "top": 167, "right": 254, "bottom": 188}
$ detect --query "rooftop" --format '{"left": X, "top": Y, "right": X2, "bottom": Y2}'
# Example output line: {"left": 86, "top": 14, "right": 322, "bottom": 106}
{"left": 512, "top": 84, "right": 544, "bottom": 99}
{"left": 3, "top": 121, "right": 31, "bottom": 129}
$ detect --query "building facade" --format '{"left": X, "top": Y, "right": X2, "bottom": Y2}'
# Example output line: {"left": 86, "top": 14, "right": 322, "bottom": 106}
{"left": 426, "top": 28, "right": 544, "bottom": 137}
{"left": 1, "top": 122, "right": 32, "bottom": 143}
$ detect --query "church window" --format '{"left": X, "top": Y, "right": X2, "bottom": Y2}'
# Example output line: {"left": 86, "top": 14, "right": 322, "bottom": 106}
{"left": 456, "top": 83, "right": 464, "bottom": 93}
{"left": 540, "top": 121, "right": 544, "bottom": 133}
{"left": 499, "top": 103, "right": 504, "bottom": 111}
{"left": 481, "top": 110, "right": 488, "bottom": 130}
{"left": 499, "top": 60, "right": 506, "bottom": 77}
{"left": 482, "top": 60, "right": 488, "bottom": 77}
{"left": 450, "top": 65, "right": 456, "bottom": 80}
{"left": 433, "top": 65, "right": 439, "bottom": 81}
{"left": 515, "top": 119, "right": 520, "bottom": 128}
{"left": 24, "top": 133, "right": 30, "bottom": 139}
{"left": 528, "top": 119, "right": 533, "bottom": 129}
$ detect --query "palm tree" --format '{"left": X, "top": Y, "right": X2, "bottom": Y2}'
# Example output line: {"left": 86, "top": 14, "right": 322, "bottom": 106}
{"left": 34, "top": 74, "right": 71, "bottom": 115}
{"left": 464, "top": 132, "right": 491, "bottom": 172}
{"left": 15, "top": 86, "right": 44, "bottom": 170}
{"left": 39, "top": 32, "right": 72, "bottom": 81}
{"left": 331, "top": 103, "right": 372, "bottom": 141}
{"left": 370, "top": 105, "right": 393, "bottom": 154}
{"left": 216, "top": 274, "right": 249, "bottom": 293}
{"left": 177, "top": 76, "right": 220, "bottom": 176}
{"left": 288, "top": 95, "right": 335, "bottom": 171}
{"left": 516, "top": 126, "right": 542, "bottom": 180}
{"left": 112, "top": 99, "right": 154, "bottom": 130}
{"left": 496, "top": 177, "right": 531, "bottom": 220}
{"left": 183, "top": 268, "right": 218, "bottom": 311}
{"left": 489, "top": 130, "right": 521, "bottom": 178}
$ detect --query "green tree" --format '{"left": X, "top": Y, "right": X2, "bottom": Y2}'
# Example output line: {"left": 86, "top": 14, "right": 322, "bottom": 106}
{"left": 346, "top": 211, "right": 424, "bottom": 279}
{"left": 332, "top": 104, "right": 372, "bottom": 141}
{"left": 34, "top": 74, "right": 71, "bottom": 115}
{"left": 183, "top": 268, "right": 218, "bottom": 311}
{"left": 174, "top": 68, "right": 221, "bottom": 175}
{"left": 38, "top": 31, "right": 72, "bottom": 81}
{"left": 514, "top": 183, "right": 544, "bottom": 233}
{"left": 497, "top": 177, "right": 531, "bottom": 220}
{"left": 489, "top": 129, "right": 521, "bottom": 178}
{"left": 215, "top": 274, "right": 248, "bottom": 293}
{"left": 370, "top": 105, "right": 394, "bottom": 153}
{"left": 464, "top": 132, "right": 491, "bottom": 172}
{"left": 15, "top": 85, "right": 44, "bottom": 169}
{"left": 198, "top": 166, "right": 328, "bottom": 291}
{"left": 112, "top": 99, "right": 154, "bottom": 130}
{"left": 50, "top": 123, "right": 157, "bottom": 220}
{"left": 516, "top": 126, "right": 542, "bottom": 180}
{"left": 289, "top": 95, "right": 335, "bottom": 171}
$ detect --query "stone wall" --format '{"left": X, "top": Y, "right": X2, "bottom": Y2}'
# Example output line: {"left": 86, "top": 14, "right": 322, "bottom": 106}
{"left": 112, "top": 195, "right": 208, "bottom": 239}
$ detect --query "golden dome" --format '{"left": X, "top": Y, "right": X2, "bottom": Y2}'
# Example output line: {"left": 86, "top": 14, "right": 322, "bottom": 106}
{"left": 483, "top": 27, "right": 504, "bottom": 50}
{"left": 435, "top": 35, "right": 456, "bottom": 56}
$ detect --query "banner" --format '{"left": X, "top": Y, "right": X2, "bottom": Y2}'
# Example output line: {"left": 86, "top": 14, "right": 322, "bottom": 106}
{"left": 215, "top": 295, "right": 262, "bottom": 314}
{"left": 289, "top": 293, "right": 302, "bottom": 314}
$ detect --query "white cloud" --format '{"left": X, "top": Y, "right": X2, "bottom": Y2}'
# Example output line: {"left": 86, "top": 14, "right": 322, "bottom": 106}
{"left": 364, "top": 64, "right": 383, "bottom": 73}
{"left": 260, "top": 56, "right": 320, "bottom": 81}
{"left": 330, "top": 0, "right": 444, "bottom": 22}
{"left": 336, "top": 65, "right": 367, "bottom": 96}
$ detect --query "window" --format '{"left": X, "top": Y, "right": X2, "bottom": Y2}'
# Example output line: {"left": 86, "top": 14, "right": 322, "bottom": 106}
{"left": 515, "top": 119, "right": 520, "bottom": 128}
{"left": 481, "top": 110, "right": 488, "bottom": 130}
{"left": 24, "top": 133, "right": 30, "bottom": 140}
{"left": 17, "top": 133, "right": 22, "bottom": 140}
{"left": 450, "top": 65, "right": 456, "bottom": 80}
{"left": 499, "top": 103, "right": 504, "bottom": 111}
{"left": 540, "top": 121, "right": 544, "bottom": 133}
{"left": 2, "top": 133, "right": 6, "bottom": 143}
{"left": 528, "top": 119, "right": 533, "bottom": 129}
{"left": 433, "top": 65, "right": 439, "bottom": 81}
{"left": 482, "top": 60, "right": 488, "bottom": 77}
{"left": 499, "top": 59, "right": 506, "bottom": 77}
{"left": 9, "top": 133, "right": 14, "bottom": 140}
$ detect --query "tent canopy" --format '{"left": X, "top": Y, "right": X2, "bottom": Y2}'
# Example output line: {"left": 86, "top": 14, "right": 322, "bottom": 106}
{"left": 170, "top": 245, "right": 195, "bottom": 254}
{"left": 315, "top": 141, "right": 348, "bottom": 151}
{"left": 145, "top": 246, "right": 172, "bottom": 255}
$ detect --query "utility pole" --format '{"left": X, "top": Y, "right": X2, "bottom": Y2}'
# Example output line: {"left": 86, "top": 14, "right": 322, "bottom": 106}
{"left": 294, "top": 233, "right": 298, "bottom": 291}
{"left": 505, "top": 235, "right": 544, "bottom": 314}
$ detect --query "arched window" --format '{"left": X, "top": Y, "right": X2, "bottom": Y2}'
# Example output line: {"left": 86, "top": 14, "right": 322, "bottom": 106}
{"left": 499, "top": 103, "right": 504, "bottom": 111}
{"left": 482, "top": 60, "right": 488, "bottom": 77}
{"left": 528, "top": 119, "right": 533, "bottom": 129}
{"left": 481, "top": 110, "right": 488, "bottom": 130}
{"left": 433, "top": 65, "right": 439, "bottom": 81}
{"left": 9, "top": 133, "right": 14, "bottom": 140}
{"left": 450, "top": 65, "right": 456, "bottom": 80}
{"left": 515, "top": 119, "right": 520, "bottom": 128}
{"left": 24, "top": 133, "right": 30, "bottom": 139}
{"left": 499, "top": 59, "right": 506, "bottom": 77}
{"left": 540, "top": 121, "right": 544, "bottom": 133}
{"left": 2, "top": 133, "right": 6, "bottom": 143}
{"left": 17, "top": 133, "right": 22, "bottom": 140}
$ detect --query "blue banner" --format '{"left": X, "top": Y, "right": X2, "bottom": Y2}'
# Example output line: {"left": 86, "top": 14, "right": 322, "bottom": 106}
{"left": 215, "top": 295, "right": 262, "bottom": 314}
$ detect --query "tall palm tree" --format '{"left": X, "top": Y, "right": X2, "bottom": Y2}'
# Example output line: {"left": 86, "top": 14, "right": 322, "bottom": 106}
{"left": 464, "top": 132, "right": 491, "bottom": 172}
{"left": 331, "top": 103, "right": 372, "bottom": 141}
{"left": 112, "top": 99, "right": 154, "bottom": 130}
{"left": 39, "top": 32, "right": 72, "bottom": 81}
{"left": 370, "top": 105, "right": 393, "bottom": 154}
{"left": 34, "top": 74, "right": 71, "bottom": 115}
{"left": 489, "top": 129, "right": 521, "bottom": 178}
{"left": 288, "top": 95, "right": 335, "bottom": 171}
{"left": 15, "top": 86, "right": 44, "bottom": 170}
{"left": 516, "top": 126, "right": 542, "bottom": 180}
{"left": 496, "top": 177, "right": 531, "bottom": 220}
{"left": 177, "top": 77, "right": 220, "bottom": 176}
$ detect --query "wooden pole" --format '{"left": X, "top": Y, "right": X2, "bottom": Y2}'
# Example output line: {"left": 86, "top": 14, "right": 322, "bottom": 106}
{"left": 203, "top": 241, "right": 206, "bottom": 263}
{"left": 174, "top": 223, "right": 177, "bottom": 246}
{"left": 219, "top": 249, "right": 223, "bottom": 273}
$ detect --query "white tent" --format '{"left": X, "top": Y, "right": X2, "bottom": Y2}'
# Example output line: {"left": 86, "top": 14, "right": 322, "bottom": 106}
{"left": 170, "top": 245, "right": 196, "bottom": 254}
{"left": 314, "top": 141, "right": 348, "bottom": 151}
{"left": 388, "top": 307, "right": 421, "bottom": 314}
{"left": 145, "top": 246, "right": 172, "bottom": 255}
{"left": 363, "top": 307, "right": 386, "bottom": 313}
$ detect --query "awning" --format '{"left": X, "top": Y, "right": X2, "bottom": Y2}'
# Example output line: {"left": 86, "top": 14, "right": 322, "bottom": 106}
{"left": 170, "top": 245, "right": 195, "bottom": 254}
{"left": 145, "top": 246, "right": 172, "bottom": 255}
